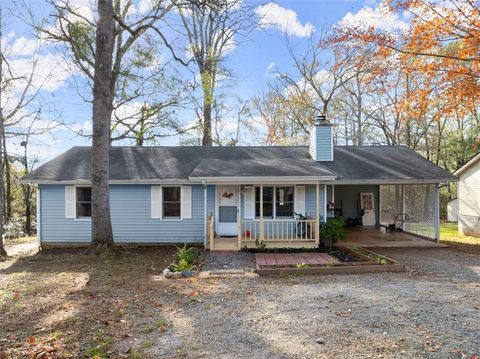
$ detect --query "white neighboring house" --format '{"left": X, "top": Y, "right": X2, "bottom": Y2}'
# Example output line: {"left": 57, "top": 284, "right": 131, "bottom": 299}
{"left": 454, "top": 153, "right": 480, "bottom": 237}
{"left": 447, "top": 198, "right": 458, "bottom": 222}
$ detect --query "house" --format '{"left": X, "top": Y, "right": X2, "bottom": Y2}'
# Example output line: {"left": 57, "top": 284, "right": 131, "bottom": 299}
{"left": 20, "top": 116, "right": 457, "bottom": 250}
{"left": 447, "top": 198, "right": 458, "bottom": 222}
{"left": 454, "top": 153, "right": 480, "bottom": 237}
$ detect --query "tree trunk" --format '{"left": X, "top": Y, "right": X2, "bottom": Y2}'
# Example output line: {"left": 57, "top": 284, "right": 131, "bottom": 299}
{"left": 90, "top": 0, "right": 115, "bottom": 250}
{"left": 22, "top": 148, "right": 33, "bottom": 235}
{"left": 2, "top": 131, "right": 11, "bottom": 221}
{"left": 202, "top": 101, "right": 212, "bottom": 146}
{"left": 0, "top": 6, "right": 6, "bottom": 259}
{"left": 0, "top": 123, "right": 5, "bottom": 259}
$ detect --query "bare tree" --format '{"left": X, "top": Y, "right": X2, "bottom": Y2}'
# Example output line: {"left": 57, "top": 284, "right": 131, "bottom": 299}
{"left": 276, "top": 33, "right": 362, "bottom": 123}
{"left": 0, "top": 5, "right": 6, "bottom": 259}
{"left": 175, "top": 0, "right": 257, "bottom": 145}
{"left": 30, "top": 0, "right": 186, "bottom": 146}
{"left": 90, "top": 0, "right": 115, "bottom": 250}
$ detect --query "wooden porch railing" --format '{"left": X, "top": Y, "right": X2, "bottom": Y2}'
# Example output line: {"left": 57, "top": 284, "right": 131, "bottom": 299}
{"left": 239, "top": 219, "right": 317, "bottom": 243}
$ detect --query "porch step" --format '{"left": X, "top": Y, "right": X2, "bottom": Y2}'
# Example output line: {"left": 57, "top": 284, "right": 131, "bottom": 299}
{"left": 211, "top": 237, "right": 239, "bottom": 251}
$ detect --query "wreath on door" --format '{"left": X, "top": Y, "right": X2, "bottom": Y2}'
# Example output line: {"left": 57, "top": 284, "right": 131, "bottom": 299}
{"left": 222, "top": 192, "right": 234, "bottom": 199}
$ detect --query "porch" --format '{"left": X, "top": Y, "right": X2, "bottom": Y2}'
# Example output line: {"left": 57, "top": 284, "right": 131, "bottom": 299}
{"left": 207, "top": 216, "right": 319, "bottom": 251}
{"left": 338, "top": 227, "right": 447, "bottom": 249}
{"left": 205, "top": 182, "right": 442, "bottom": 251}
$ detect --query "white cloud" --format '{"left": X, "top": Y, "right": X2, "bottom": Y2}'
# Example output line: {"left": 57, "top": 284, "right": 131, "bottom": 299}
{"left": 64, "top": 0, "right": 96, "bottom": 24}
{"left": 8, "top": 53, "right": 72, "bottom": 92}
{"left": 70, "top": 119, "right": 92, "bottom": 134}
{"left": 338, "top": 3, "right": 409, "bottom": 32}
{"left": 9, "top": 36, "right": 39, "bottom": 56}
{"left": 137, "top": 0, "right": 154, "bottom": 14}
{"left": 255, "top": 2, "right": 314, "bottom": 38}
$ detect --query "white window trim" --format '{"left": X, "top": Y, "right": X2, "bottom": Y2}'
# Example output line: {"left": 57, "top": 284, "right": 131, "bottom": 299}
{"left": 254, "top": 186, "right": 295, "bottom": 220}
{"left": 74, "top": 185, "right": 92, "bottom": 221}
{"left": 162, "top": 185, "right": 182, "bottom": 220}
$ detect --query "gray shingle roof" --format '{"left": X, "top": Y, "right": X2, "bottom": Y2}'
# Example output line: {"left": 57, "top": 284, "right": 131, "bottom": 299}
{"left": 20, "top": 145, "right": 457, "bottom": 183}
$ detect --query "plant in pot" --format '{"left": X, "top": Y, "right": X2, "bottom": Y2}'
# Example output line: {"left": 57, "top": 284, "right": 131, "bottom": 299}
{"left": 320, "top": 217, "right": 346, "bottom": 251}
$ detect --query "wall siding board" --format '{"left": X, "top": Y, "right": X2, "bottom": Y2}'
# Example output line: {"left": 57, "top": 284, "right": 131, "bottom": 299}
{"left": 40, "top": 184, "right": 381, "bottom": 244}
{"left": 309, "top": 126, "right": 333, "bottom": 161}
{"left": 40, "top": 184, "right": 210, "bottom": 244}
{"left": 458, "top": 161, "right": 480, "bottom": 236}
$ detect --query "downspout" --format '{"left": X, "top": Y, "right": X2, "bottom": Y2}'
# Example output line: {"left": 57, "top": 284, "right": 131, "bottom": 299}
{"left": 435, "top": 183, "right": 440, "bottom": 243}
{"left": 203, "top": 181, "right": 207, "bottom": 249}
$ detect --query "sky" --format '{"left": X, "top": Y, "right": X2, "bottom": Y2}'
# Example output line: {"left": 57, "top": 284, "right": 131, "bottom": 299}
{"left": 1, "top": 0, "right": 407, "bottom": 163}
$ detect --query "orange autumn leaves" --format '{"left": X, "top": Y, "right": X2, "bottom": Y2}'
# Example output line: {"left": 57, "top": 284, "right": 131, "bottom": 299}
{"left": 334, "top": 0, "right": 480, "bottom": 125}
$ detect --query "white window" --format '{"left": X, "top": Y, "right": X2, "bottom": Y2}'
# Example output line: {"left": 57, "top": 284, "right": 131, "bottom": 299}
{"left": 76, "top": 187, "right": 92, "bottom": 218}
{"left": 254, "top": 186, "right": 295, "bottom": 219}
{"left": 163, "top": 186, "right": 181, "bottom": 218}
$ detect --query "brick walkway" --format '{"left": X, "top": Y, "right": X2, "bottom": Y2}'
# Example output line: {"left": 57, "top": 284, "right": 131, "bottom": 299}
{"left": 255, "top": 252, "right": 338, "bottom": 266}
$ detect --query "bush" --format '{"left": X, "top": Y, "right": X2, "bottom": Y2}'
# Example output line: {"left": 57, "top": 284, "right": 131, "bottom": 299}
{"left": 173, "top": 259, "right": 193, "bottom": 272}
{"left": 176, "top": 244, "right": 196, "bottom": 264}
{"left": 321, "top": 217, "right": 346, "bottom": 250}
{"left": 172, "top": 245, "right": 197, "bottom": 272}
{"left": 4, "top": 219, "right": 25, "bottom": 239}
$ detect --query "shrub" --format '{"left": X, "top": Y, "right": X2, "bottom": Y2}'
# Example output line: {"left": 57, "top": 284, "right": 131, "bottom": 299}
{"left": 172, "top": 245, "right": 197, "bottom": 272}
{"left": 294, "top": 263, "right": 310, "bottom": 269}
{"left": 255, "top": 238, "right": 266, "bottom": 250}
{"left": 4, "top": 219, "right": 25, "bottom": 239}
{"left": 173, "top": 258, "right": 193, "bottom": 272}
{"left": 175, "top": 244, "right": 196, "bottom": 265}
{"left": 321, "top": 217, "right": 346, "bottom": 250}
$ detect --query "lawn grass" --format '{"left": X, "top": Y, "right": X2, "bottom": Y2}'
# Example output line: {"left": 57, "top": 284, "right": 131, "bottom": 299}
{"left": 440, "top": 222, "right": 480, "bottom": 253}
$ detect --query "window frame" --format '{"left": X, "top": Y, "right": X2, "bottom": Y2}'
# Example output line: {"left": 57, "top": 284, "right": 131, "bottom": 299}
{"left": 162, "top": 186, "right": 182, "bottom": 219}
{"left": 275, "top": 186, "right": 295, "bottom": 218}
{"left": 255, "top": 186, "right": 274, "bottom": 219}
{"left": 75, "top": 186, "right": 92, "bottom": 220}
{"left": 254, "top": 186, "right": 295, "bottom": 219}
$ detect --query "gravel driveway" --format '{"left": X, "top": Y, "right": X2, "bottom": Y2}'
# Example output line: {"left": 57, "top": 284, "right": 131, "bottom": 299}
{"left": 146, "top": 247, "right": 479, "bottom": 358}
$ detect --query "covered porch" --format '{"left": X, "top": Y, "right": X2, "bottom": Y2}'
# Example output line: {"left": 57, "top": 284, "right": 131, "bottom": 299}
{"left": 206, "top": 182, "right": 442, "bottom": 251}
{"left": 207, "top": 183, "right": 325, "bottom": 251}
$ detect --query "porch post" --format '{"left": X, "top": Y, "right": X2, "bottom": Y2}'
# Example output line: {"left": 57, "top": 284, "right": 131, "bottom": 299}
{"left": 238, "top": 185, "right": 242, "bottom": 249}
{"left": 401, "top": 185, "right": 406, "bottom": 230}
{"left": 260, "top": 185, "right": 265, "bottom": 240}
{"left": 434, "top": 184, "right": 440, "bottom": 242}
{"left": 323, "top": 184, "right": 327, "bottom": 222}
{"left": 315, "top": 183, "right": 320, "bottom": 245}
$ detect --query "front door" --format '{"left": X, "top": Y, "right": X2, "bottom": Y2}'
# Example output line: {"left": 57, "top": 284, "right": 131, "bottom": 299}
{"left": 217, "top": 186, "right": 238, "bottom": 236}
{"left": 360, "top": 192, "right": 375, "bottom": 226}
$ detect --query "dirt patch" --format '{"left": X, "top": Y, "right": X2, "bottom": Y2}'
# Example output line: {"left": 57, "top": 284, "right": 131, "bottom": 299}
{"left": 1, "top": 245, "right": 479, "bottom": 358}
{"left": 202, "top": 251, "right": 256, "bottom": 272}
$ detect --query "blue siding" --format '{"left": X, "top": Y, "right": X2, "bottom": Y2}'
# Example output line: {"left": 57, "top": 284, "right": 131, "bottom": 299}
{"left": 310, "top": 126, "right": 333, "bottom": 161}
{"left": 40, "top": 185, "right": 91, "bottom": 243}
{"left": 305, "top": 184, "right": 325, "bottom": 220}
{"left": 40, "top": 184, "right": 211, "bottom": 244}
